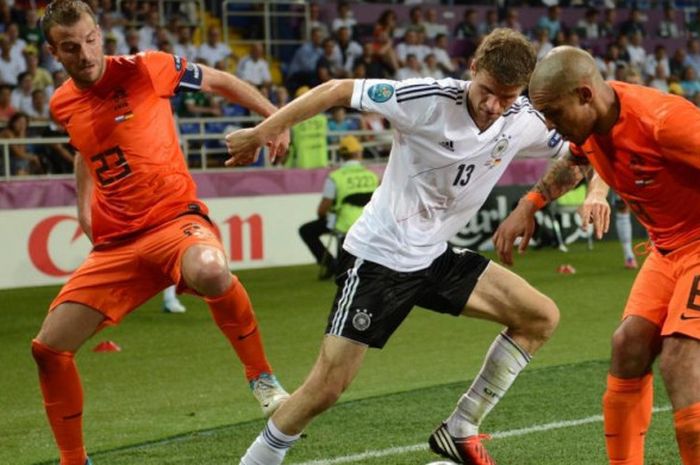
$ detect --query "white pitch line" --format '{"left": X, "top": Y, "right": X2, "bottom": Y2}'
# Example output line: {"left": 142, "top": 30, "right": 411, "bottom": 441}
{"left": 289, "top": 406, "right": 672, "bottom": 465}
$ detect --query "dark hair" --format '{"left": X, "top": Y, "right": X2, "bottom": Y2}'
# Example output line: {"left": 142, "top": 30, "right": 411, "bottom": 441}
{"left": 472, "top": 28, "right": 536, "bottom": 87}
{"left": 8, "top": 111, "right": 29, "bottom": 132}
{"left": 41, "top": 0, "right": 97, "bottom": 45}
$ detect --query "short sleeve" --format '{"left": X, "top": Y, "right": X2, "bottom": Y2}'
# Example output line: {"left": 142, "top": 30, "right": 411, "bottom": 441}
{"left": 322, "top": 176, "right": 336, "bottom": 199}
{"left": 137, "top": 51, "right": 202, "bottom": 98}
{"left": 350, "top": 78, "right": 439, "bottom": 131}
{"left": 655, "top": 99, "right": 700, "bottom": 170}
{"left": 516, "top": 109, "right": 568, "bottom": 159}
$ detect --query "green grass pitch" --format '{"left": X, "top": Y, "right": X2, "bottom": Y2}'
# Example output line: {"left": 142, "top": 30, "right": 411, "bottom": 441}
{"left": 0, "top": 241, "right": 680, "bottom": 465}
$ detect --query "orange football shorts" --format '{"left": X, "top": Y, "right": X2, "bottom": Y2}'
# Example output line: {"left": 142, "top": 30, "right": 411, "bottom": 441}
{"left": 623, "top": 239, "right": 700, "bottom": 339}
{"left": 50, "top": 214, "right": 224, "bottom": 326}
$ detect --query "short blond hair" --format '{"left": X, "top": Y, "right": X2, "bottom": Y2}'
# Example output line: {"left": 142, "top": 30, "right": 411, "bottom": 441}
{"left": 472, "top": 28, "right": 536, "bottom": 87}
{"left": 42, "top": 0, "right": 97, "bottom": 45}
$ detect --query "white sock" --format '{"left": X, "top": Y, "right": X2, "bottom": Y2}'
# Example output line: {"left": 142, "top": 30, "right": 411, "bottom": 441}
{"left": 447, "top": 331, "right": 531, "bottom": 438}
{"left": 163, "top": 285, "right": 177, "bottom": 303}
{"left": 615, "top": 212, "right": 634, "bottom": 260}
{"left": 240, "top": 419, "right": 300, "bottom": 465}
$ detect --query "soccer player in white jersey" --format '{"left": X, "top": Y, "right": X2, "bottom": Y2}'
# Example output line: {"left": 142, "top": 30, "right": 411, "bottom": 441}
{"left": 227, "top": 29, "right": 564, "bottom": 465}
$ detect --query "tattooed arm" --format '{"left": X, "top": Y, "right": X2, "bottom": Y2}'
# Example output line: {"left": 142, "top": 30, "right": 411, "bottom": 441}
{"left": 492, "top": 149, "right": 591, "bottom": 265}
{"left": 529, "top": 149, "right": 593, "bottom": 206}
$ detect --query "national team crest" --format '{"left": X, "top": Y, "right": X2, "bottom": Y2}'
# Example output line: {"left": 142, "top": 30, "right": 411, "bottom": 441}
{"left": 367, "top": 83, "right": 394, "bottom": 103}
{"left": 352, "top": 309, "right": 373, "bottom": 331}
{"left": 486, "top": 134, "right": 510, "bottom": 168}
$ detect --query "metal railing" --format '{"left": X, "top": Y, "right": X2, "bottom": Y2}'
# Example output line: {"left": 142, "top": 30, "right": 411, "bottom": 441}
{"left": 0, "top": 127, "right": 393, "bottom": 180}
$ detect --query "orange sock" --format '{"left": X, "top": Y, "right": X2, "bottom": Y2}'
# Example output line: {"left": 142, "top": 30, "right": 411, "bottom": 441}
{"left": 206, "top": 277, "right": 272, "bottom": 381}
{"left": 675, "top": 402, "right": 700, "bottom": 465}
{"left": 603, "top": 373, "right": 654, "bottom": 465}
{"left": 31, "top": 339, "right": 87, "bottom": 465}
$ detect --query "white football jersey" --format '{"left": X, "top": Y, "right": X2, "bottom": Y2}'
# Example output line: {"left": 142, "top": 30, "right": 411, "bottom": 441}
{"left": 344, "top": 77, "right": 566, "bottom": 272}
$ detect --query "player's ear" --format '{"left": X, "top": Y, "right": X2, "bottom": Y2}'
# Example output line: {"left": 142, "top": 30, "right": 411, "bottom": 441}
{"left": 576, "top": 85, "right": 593, "bottom": 104}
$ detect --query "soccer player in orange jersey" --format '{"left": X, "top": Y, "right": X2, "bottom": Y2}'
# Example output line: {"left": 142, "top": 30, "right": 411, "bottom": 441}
{"left": 494, "top": 46, "right": 700, "bottom": 465}
{"left": 32, "top": 2, "right": 290, "bottom": 464}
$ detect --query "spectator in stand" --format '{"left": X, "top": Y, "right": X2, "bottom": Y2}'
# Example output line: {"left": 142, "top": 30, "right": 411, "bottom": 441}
{"left": 403, "top": 6, "right": 426, "bottom": 36}
{"left": 454, "top": 8, "right": 478, "bottom": 40}
{"left": 173, "top": 25, "right": 197, "bottom": 62}
{"left": 100, "top": 13, "right": 126, "bottom": 54}
{"left": 684, "top": 38, "right": 700, "bottom": 77}
{"left": 336, "top": 26, "right": 362, "bottom": 76}
{"left": 396, "top": 29, "right": 429, "bottom": 68}
{"left": 24, "top": 45, "right": 52, "bottom": 94}
{"left": 40, "top": 121, "right": 73, "bottom": 173}
{"left": 644, "top": 45, "right": 670, "bottom": 81}
{"left": 137, "top": 8, "right": 158, "bottom": 52}
{"left": 52, "top": 69, "right": 67, "bottom": 89}
{"left": 351, "top": 61, "right": 366, "bottom": 79}
{"left": 686, "top": 10, "right": 700, "bottom": 39}
{"left": 501, "top": 8, "right": 522, "bottom": 34}
{"left": 317, "top": 37, "right": 344, "bottom": 78}
{"left": 422, "top": 53, "right": 444, "bottom": 80}
{"left": 564, "top": 30, "right": 581, "bottom": 49}
{"left": 0, "top": 84, "right": 16, "bottom": 122}
{"left": 178, "top": 90, "right": 222, "bottom": 118}
{"left": 657, "top": 5, "right": 680, "bottom": 39}
{"left": 479, "top": 9, "right": 499, "bottom": 38}
{"left": 423, "top": 8, "right": 447, "bottom": 41}
{"left": 103, "top": 34, "right": 117, "bottom": 55}
{"left": 0, "top": 112, "right": 41, "bottom": 175}
{"left": 599, "top": 8, "right": 618, "bottom": 39}
{"left": 308, "top": 2, "right": 329, "bottom": 40}
{"left": 626, "top": 31, "right": 646, "bottom": 70}
{"left": 287, "top": 26, "right": 324, "bottom": 93}
{"left": 11, "top": 71, "right": 33, "bottom": 114}
{"left": 20, "top": 9, "right": 43, "bottom": 46}
{"left": 613, "top": 63, "right": 629, "bottom": 82}
{"left": 680, "top": 66, "right": 700, "bottom": 99}
{"left": 597, "top": 43, "right": 624, "bottom": 80}
{"left": 395, "top": 53, "right": 423, "bottom": 81}
{"left": 533, "top": 27, "right": 554, "bottom": 62}
{"left": 236, "top": 42, "right": 272, "bottom": 93}
{"left": 331, "top": 1, "right": 355, "bottom": 36}
{"left": 670, "top": 47, "right": 687, "bottom": 78}
{"left": 615, "top": 34, "right": 632, "bottom": 63}
{"left": 197, "top": 26, "right": 232, "bottom": 70}
{"left": 327, "top": 106, "right": 355, "bottom": 144}
{"left": 357, "top": 42, "right": 392, "bottom": 79}
{"left": 40, "top": 41, "right": 62, "bottom": 73}
{"left": 125, "top": 27, "right": 139, "bottom": 54}
{"left": 432, "top": 33, "right": 455, "bottom": 77}
{"left": 27, "top": 88, "right": 49, "bottom": 121}
{"left": 374, "top": 9, "right": 397, "bottom": 41}
{"left": 536, "top": 5, "right": 563, "bottom": 41}
{"left": 0, "top": 33, "right": 24, "bottom": 85}
{"left": 668, "top": 73, "right": 684, "bottom": 96}
{"left": 619, "top": 8, "right": 646, "bottom": 38}
{"left": 369, "top": 27, "right": 398, "bottom": 76}
{"left": 0, "top": 1, "right": 11, "bottom": 31}
{"left": 649, "top": 62, "right": 669, "bottom": 93}
{"left": 576, "top": 7, "right": 599, "bottom": 40}
{"left": 6, "top": 23, "right": 26, "bottom": 63}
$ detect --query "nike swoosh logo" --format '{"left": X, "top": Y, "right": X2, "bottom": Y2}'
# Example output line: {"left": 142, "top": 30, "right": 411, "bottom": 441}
{"left": 238, "top": 326, "right": 258, "bottom": 340}
{"left": 680, "top": 313, "right": 700, "bottom": 320}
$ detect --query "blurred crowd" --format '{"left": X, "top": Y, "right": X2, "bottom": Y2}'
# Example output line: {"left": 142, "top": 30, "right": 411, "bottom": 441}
{"left": 3, "top": 0, "right": 700, "bottom": 175}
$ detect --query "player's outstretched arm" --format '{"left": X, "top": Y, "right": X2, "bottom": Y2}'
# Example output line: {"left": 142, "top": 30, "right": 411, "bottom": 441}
{"left": 579, "top": 172, "right": 610, "bottom": 240}
{"left": 74, "top": 152, "right": 93, "bottom": 243}
{"left": 493, "top": 149, "right": 590, "bottom": 265}
{"left": 224, "top": 79, "right": 354, "bottom": 167}
{"left": 199, "top": 65, "right": 290, "bottom": 163}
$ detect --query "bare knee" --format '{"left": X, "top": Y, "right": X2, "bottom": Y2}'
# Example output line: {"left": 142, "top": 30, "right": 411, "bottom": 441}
{"left": 609, "top": 318, "right": 660, "bottom": 378}
{"left": 300, "top": 372, "right": 348, "bottom": 415}
{"left": 182, "top": 246, "right": 232, "bottom": 296}
{"left": 659, "top": 336, "right": 700, "bottom": 409}
{"left": 514, "top": 295, "right": 560, "bottom": 343}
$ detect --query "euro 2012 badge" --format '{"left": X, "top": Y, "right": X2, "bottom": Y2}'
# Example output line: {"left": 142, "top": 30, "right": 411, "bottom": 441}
{"left": 367, "top": 83, "right": 394, "bottom": 103}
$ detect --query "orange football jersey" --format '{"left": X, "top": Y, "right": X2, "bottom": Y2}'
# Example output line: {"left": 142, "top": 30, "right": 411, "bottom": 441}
{"left": 50, "top": 51, "right": 207, "bottom": 246}
{"left": 571, "top": 81, "right": 700, "bottom": 251}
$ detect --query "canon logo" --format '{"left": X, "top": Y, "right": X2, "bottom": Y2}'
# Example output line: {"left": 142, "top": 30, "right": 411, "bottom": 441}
{"left": 27, "top": 214, "right": 265, "bottom": 277}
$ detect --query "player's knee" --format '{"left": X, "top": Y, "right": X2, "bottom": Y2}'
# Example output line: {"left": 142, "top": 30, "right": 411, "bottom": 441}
{"left": 658, "top": 337, "right": 697, "bottom": 387}
{"left": 306, "top": 379, "right": 345, "bottom": 413}
{"left": 520, "top": 296, "right": 559, "bottom": 341}
{"left": 186, "top": 248, "right": 231, "bottom": 296}
{"left": 31, "top": 339, "right": 74, "bottom": 371}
